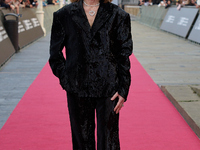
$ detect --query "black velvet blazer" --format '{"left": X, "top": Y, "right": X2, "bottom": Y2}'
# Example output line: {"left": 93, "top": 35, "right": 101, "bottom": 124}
{"left": 49, "top": 0, "right": 133, "bottom": 100}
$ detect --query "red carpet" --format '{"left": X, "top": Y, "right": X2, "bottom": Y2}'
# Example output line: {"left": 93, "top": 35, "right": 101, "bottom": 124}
{"left": 0, "top": 55, "right": 200, "bottom": 149}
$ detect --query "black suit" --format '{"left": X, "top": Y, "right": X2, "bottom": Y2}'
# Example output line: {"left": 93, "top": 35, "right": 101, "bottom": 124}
{"left": 49, "top": 0, "right": 132, "bottom": 100}
{"left": 49, "top": 0, "right": 133, "bottom": 149}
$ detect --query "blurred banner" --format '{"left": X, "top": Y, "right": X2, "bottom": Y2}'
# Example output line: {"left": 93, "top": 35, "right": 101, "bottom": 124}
{"left": 160, "top": 8, "right": 199, "bottom": 38}
{"left": 1, "top": 8, "right": 44, "bottom": 49}
{"left": 188, "top": 15, "right": 200, "bottom": 44}
{"left": 0, "top": 18, "right": 15, "bottom": 66}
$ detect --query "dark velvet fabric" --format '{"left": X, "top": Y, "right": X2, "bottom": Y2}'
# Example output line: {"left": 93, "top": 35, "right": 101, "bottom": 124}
{"left": 67, "top": 92, "right": 120, "bottom": 150}
{"left": 49, "top": 0, "right": 133, "bottom": 100}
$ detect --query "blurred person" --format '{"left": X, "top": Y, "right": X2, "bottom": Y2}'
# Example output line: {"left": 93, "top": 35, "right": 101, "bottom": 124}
{"left": 0, "top": 0, "right": 11, "bottom": 8}
{"left": 138, "top": 0, "right": 144, "bottom": 6}
{"left": 47, "top": 0, "right": 58, "bottom": 4}
{"left": 54, "top": 0, "right": 59, "bottom": 4}
{"left": 176, "top": 0, "right": 183, "bottom": 10}
{"left": 144, "top": 0, "right": 153, "bottom": 5}
{"left": 149, "top": 0, "right": 153, "bottom": 5}
{"left": 182, "top": 0, "right": 188, "bottom": 4}
{"left": 24, "top": 0, "right": 33, "bottom": 7}
{"left": 9, "top": 0, "right": 20, "bottom": 14}
{"left": 157, "top": 0, "right": 165, "bottom": 6}
{"left": 29, "top": 0, "right": 38, "bottom": 7}
{"left": 49, "top": 0, "right": 133, "bottom": 149}
{"left": 184, "top": 0, "right": 197, "bottom": 6}
{"left": 138, "top": 0, "right": 152, "bottom": 6}
{"left": 197, "top": 0, "right": 200, "bottom": 7}
{"left": 19, "top": 0, "right": 25, "bottom": 7}
{"left": 177, "top": 0, "right": 199, "bottom": 9}
{"left": 152, "top": 0, "right": 161, "bottom": 5}
{"left": 158, "top": 0, "right": 171, "bottom": 8}
{"left": 43, "top": 0, "right": 47, "bottom": 6}
{"left": 0, "top": 0, "right": 21, "bottom": 16}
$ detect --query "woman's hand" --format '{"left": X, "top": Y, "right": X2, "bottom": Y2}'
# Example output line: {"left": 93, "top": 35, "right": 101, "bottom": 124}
{"left": 111, "top": 92, "right": 125, "bottom": 114}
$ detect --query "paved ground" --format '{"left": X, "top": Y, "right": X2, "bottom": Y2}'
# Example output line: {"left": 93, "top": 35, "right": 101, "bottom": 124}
{"left": 132, "top": 21, "right": 200, "bottom": 138}
{"left": 0, "top": 20, "right": 200, "bottom": 138}
{"left": 0, "top": 34, "right": 50, "bottom": 129}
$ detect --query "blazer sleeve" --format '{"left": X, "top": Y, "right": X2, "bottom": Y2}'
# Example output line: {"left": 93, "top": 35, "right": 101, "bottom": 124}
{"left": 49, "top": 12, "right": 66, "bottom": 79}
{"left": 116, "top": 13, "right": 133, "bottom": 101}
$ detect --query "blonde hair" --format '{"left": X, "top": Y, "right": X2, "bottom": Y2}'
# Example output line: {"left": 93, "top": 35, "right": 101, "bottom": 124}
{"left": 70, "top": 0, "right": 113, "bottom": 3}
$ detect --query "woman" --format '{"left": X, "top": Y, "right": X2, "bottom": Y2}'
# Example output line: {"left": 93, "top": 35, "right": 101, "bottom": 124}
{"left": 49, "top": 0, "right": 133, "bottom": 149}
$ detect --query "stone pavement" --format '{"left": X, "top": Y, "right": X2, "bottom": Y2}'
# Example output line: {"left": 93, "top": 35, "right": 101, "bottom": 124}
{"left": 132, "top": 21, "right": 200, "bottom": 138}
{"left": 0, "top": 34, "right": 50, "bottom": 129}
{"left": 0, "top": 20, "right": 200, "bottom": 138}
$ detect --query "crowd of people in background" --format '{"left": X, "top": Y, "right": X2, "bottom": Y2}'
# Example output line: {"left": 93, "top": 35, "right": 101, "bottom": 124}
{"left": 138, "top": 0, "right": 200, "bottom": 9}
{"left": 1, "top": 0, "right": 200, "bottom": 17}
{"left": 0, "top": 0, "right": 62, "bottom": 16}
{"left": 0, "top": 0, "right": 38, "bottom": 10}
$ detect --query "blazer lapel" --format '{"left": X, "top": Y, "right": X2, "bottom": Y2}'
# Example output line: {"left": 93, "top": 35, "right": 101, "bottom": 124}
{"left": 70, "top": 0, "right": 113, "bottom": 40}
{"left": 91, "top": 2, "right": 113, "bottom": 39}
{"left": 70, "top": 0, "right": 91, "bottom": 38}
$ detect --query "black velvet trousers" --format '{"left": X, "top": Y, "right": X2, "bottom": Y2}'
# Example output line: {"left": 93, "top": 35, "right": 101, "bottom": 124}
{"left": 67, "top": 92, "right": 120, "bottom": 150}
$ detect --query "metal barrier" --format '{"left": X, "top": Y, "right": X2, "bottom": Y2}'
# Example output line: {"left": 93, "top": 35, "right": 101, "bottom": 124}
{"left": 124, "top": 5, "right": 140, "bottom": 17}
{"left": 120, "top": 0, "right": 139, "bottom": 5}
{"left": 137, "top": 5, "right": 168, "bottom": 29}
{"left": 0, "top": 5, "right": 60, "bottom": 66}
{"left": 3, "top": 13, "right": 19, "bottom": 52}
{"left": 0, "top": 11, "right": 15, "bottom": 66}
